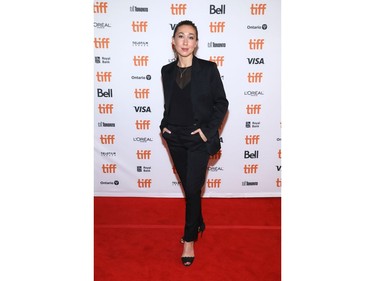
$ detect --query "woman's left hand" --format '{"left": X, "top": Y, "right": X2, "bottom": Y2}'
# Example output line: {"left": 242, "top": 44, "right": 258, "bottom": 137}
{"left": 191, "top": 128, "right": 208, "bottom": 142}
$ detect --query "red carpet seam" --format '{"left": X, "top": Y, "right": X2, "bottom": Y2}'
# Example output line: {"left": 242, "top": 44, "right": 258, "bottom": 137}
{"left": 94, "top": 224, "right": 280, "bottom": 230}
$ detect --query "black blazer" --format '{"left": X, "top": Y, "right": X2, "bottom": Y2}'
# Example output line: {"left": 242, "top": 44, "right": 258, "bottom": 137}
{"left": 160, "top": 56, "right": 229, "bottom": 155}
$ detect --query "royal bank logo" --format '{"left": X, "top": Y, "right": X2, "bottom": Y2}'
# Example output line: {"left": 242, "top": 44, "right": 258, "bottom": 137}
{"left": 95, "top": 57, "right": 111, "bottom": 64}
{"left": 245, "top": 121, "right": 260, "bottom": 128}
{"left": 137, "top": 166, "right": 151, "bottom": 172}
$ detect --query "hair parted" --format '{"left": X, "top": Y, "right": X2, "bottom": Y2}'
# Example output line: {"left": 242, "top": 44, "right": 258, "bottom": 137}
{"left": 173, "top": 20, "right": 199, "bottom": 40}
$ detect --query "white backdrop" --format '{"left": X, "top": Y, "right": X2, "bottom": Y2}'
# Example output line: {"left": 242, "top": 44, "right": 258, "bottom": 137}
{"left": 94, "top": 0, "right": 281, "bottom": 197}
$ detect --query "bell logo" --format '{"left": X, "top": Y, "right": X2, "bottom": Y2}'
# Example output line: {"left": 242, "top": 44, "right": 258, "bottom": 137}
{"left": 245, "top": 135, "right": 260, "bottom": 144}
{"left": 136, "top": 150, "right": 151, "bottom": 160}
{"left": 98, "top": 104, "right": 113, "bottom": 114}
{"left": 133, "top": 56, "right": 149, "bottom": 66}
{"left": 207, "top": 179, "right": 222, "bottom": 188}
{"left": 278, "top": 149, "right": 282, "bottom": 159}
{"left": 171, "top": 4, "right": 187, "bottom": 15}
{"left": 94, "top": 2, "right": 108, "bottom": 13}
{"left": 243, "top": 164, "right": 258, "bottom": 174}
{"left": 247, "top": 72, "right": 263, "bottom": 83}
{"left": 132, "top": 21, "right": 148, "bottom": 32}
{"left": 209, "top": 22, "right": 225, "bottom": 32}
{"left": 246, "top": 104, "right": 261, "bottom": 114}
{"left": 209, "top": 56, "right": 224, "bottom": 67}
{"left": 102, "top": 164, "right": 116, "bottom": 173}
{"left": 138, "top": 179, "right": 152, "bottom": 188}
{"left": 276, "top": 178, "right": 282, "bottom": 188}
{"left": 100, "top": 134, "right": 115, "bottom": 144}
{"left": 134, "top": 88, "right": 150, "bottom": 99}
{"left": 94, "top": 38, "right": 110, "bottom": 49}
{"left": 249, "top": 39, "right": 265, "bottom": 50}
{"left": 135, "top": 120, "right": 151, "bottom": 130}
{"left": 210, "top": 150, "right": 222, "bottom": 160}
{"left": 250, "top": 3, "right": 267, "bottom": 15}
{"left": 96, "top": 71, "right": 112, "bottom": 82}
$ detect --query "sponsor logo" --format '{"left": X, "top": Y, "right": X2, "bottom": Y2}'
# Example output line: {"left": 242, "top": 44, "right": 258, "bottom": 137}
{"left": 97, "top": 88, "right": 113, "bottom": 98}
{"left": 133, "top": 56, "right": 149, "bottom": 66}
{"left": 276, "top": 178, "right": 282, "bottom": 188}
{"left": 135, "top": 120, "right": 151, "bottom": 130}
{"left": 132, "top": 41, "right": 149, "bottom": 47}
{"left": 207, "top": 166, "right": 224, "bottom": 172}
{"left": 246, "top": 121, "right": 260, "bottom": 128}
{"left": 95, "top": 56, "right": 111, "bottom": 64}
{"left": 136, "top": 150, "right": 151, "bottom": 159}
{"left": 207, "top": 42, "right": 226, "bottom": 48}
{"left": 207, "top": 179, "right": 222, "bottom": 188}
{"left": 94, "top": 37, "right": 110, "bottom": 49}
{"left": 94, "top": 22, "right": 111, "bottom": 29}
{"left": 244, "top": 150, "right": 259, "bottom": 159}
{"left": 100, "top": 180, "right": 119, "bottom": 185}
{"left": 130, "top": 6, "right": 149, "bottom": 12}
{"left": 244, "top": 90, "right": 264, "bottom": 96}
{"left": 243, "top": 164, "right": 258, "bottom": 174}
{"left": 98, "top": 122, "right": 115, "bottom": 127}
{"left": 209, "top": 22, "right": 225, "bottom": 32}
{"left": 96, "top": 71, "right": 112, "bottom": 82}
{"left": 278, "top": 149, "right": 282, "bottom": 159}
{"left": 131, "top": 75, "right": 152, "bottom": 80}
{"left": 247, "top": 58, "right": 264, "bottom": 64}
{"left": 134, "top": 106, "right": 151, "bottom": 113}
{"left": 209, "top": 4, "right": 225, "bottom": 14}
{"left": 101, "top": 152, "right": 116, "bottom": 157}
{"left": 209, "top": 56, "right": 224, "bottom": 67}
{"left": 100, "top": 134, "right": 115, "bottom": 144}
{"left": 246, "top": 104, "right": 261, "bottom": 114}
{"left": 93, "top": 2, "right": 108, "bottom": 14}
{"left": 98, "top": 104, "right": 113, "bottom": 114}
{"left": 242, "top": 181, "right": 258, "bottom": 186}
{"left": 137, "top": 166, "right": 151, "bottom": 172}
{"left": 170, "top": 4, "right": 187, "bottom": 15}
{"left": 138, "top": 179, "right": 152, "bottom": 188}
{"left": 133, "top": 137, "right": 153, "bottom": 143}
{"left": 249, "top": 39, "right": 265, "bottom": 50}
{"left": 245, "top": 135, "right": 260, "bottom": 145}
{"left": 102, "top": 164, "right": 117, "bottom": 173}
{"left": 132, "top": 21, "right": 148, "bottom": 32}
{"left": 247, "top": 24, "right": 267, "bottom": 30}
{"left": 250, "top": 3, "right": 267, "bottom": 15}
{"left": 247, "top": 72, "right": 263, "bottom": 83}
{"left": 134, "top": 88, "right": 150, "bottom": 99}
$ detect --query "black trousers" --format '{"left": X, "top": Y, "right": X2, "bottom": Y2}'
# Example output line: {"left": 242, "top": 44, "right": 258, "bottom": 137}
{"left": 162, "top": 124, "right": 210, "bottom": 242}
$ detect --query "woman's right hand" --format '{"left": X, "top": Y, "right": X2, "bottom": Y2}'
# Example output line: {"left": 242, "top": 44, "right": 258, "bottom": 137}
{"left": 162, "top": 127, "right": 171, "bottom": 134}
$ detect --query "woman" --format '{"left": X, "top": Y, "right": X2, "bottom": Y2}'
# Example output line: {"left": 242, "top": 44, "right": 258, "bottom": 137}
{"left": 160, "top": 20, "right": 228, "bottom": 266}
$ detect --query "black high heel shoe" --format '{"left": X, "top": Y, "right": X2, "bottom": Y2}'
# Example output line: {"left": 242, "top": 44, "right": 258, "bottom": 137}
{"left": 181, "top": 256, "right": 194, "bottom": 266}
{"left": 180, "top": 223, "right": 206, "bottom": 244}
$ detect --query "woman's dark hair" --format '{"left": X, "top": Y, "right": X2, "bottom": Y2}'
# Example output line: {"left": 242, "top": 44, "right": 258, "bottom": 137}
{"left": 173, "top": 20, "right": 199, "bottom": 40}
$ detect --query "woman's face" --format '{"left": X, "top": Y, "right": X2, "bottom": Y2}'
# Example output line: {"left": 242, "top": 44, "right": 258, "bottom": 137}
{"left": 172, "top": 25, "right": 198, "bottom": 58}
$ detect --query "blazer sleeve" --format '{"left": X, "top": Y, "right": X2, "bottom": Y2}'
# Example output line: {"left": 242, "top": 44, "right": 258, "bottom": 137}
{"left": 159, "top": 66, "right": 168, "bottom": 132}
{"left": 201, "top": 64, "right": 229, "bottom": 140}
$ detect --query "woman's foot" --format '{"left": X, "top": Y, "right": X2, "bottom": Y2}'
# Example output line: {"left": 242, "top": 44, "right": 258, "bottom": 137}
{"left": 181, "top": 241, "right": 195, "bottom": 266}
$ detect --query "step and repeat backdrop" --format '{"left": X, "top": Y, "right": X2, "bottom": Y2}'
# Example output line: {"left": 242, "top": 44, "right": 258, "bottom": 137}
{"left": 94, "top": 0, "right": 281, "bottom": 197}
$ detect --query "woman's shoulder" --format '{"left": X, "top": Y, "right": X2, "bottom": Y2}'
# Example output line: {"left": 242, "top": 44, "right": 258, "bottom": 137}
{"left": 162, "top": 60, "right": 177, "bottom": 72}
{"left": 194, "top": 57, "right": 217, "bottom": 69}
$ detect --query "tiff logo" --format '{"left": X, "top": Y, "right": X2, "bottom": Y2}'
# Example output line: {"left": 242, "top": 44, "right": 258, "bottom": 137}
{"left": 138, "top": 179, "right": 152, "bottom": 188}
{"left": 134, "top": 88, "right": 150, "bottom": 99}
{"left": 276, "top": 178, "right": 282, "bottom": 188}
{"left": 100, "top": 134, "right": 115, "bottom": 144}
{"left": 209, "top": 56, "right": 224, "bottom": 67}
{"left": 210, "top": 150, "right": 222, "bottom": 160}
{"left": 207, "top": 179, "right": 222, "bottom": 188}
{"left": 136, "top": 150, "right": 151, "bottom": 160}
{"left": 250, "top": 3, "right": 267, "bottom": 15}
{"left": 249, "top": 39, "right": 264, "bottom": 50}
{"left": 132, "top": 21, "right": 148, "bottom": 32}
{"left": 245, "top": 135, "right": 260, "bottom": 144}
{"left": 94, "top": 37, "right": 110, "bottom": 49}
{"left": 102, "top": 164, "right": 116, "bottom": 173}
{"left": 210, "top": 22, "right": 225, "bottom": 32}
{"left": 246, "top": 104, "right": 261, "bottom": 114}
{"left": 96, "top": 71, "right": 112, "bottom": 82}
{"left": 278, "top": 149, "right": 282, "bottom": 159}
{"left": 94, "top": 2, "right": 108, "bottom": 13}
{"left": 244, "top": 164, "right": 258, "bottom": 174}
{"left": 98, "top": 104, "right": 113, "bottom": 114}
{"left": 171, "top": 4, "right": 187, "bottom": 15}
{"left": 133, "top": 56, "right": 149, "bottom": 66}
{"left": 248, "top": 72, "right": 263, "bottom": 83}
{"left": 135, "top": 120, "right": 151, "bottom": 130}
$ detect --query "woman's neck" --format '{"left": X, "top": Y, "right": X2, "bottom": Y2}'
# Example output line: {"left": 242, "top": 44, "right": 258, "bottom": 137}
{"left": 177, "top": 55, "right": 193, "bottom": 68}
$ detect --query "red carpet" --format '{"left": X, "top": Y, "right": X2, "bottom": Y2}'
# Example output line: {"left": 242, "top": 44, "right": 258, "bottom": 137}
{"left": 94, "top": 197, "right": 281, "bottom": 281}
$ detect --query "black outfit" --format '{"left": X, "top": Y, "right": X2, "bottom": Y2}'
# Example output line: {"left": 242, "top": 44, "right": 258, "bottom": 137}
{"left": 160, "top": 56, "right": 228, "bottom": 242}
